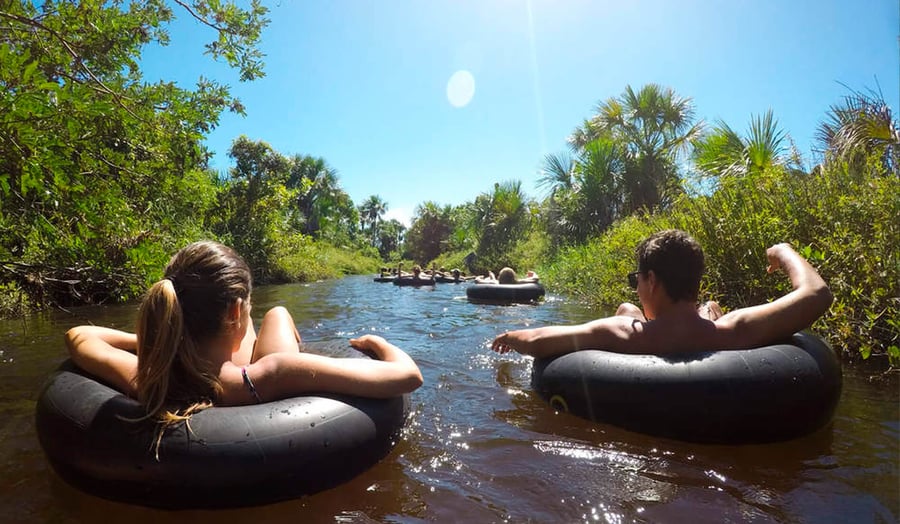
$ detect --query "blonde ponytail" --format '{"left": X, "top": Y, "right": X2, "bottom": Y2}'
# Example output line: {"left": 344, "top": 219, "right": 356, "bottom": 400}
{"left": 131, "top": 241, "right": 250, "bottom": 458}
{"left": 135, "top": 278, "right": 184, "bottom": 420}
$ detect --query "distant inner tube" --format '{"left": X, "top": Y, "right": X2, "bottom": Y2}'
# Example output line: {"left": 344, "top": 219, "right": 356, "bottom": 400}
{"left": 393, "top": 276, "right": 435, "bottom": 287}
{"left": 531, "top": 332, "right": 842, "bottom": 443}
{"left": 466, "top": 282, "right": 545, "bottom": 303}
{"left": 35, "top": 361, "right": 410, "bottom": 509}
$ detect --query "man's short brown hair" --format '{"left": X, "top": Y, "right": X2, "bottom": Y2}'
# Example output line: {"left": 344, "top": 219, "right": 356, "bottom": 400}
{"left": 636, "top": 230, "right": 704, "bottom": 302}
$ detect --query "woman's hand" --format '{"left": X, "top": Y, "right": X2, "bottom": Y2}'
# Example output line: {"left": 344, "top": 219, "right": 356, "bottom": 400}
{"left": 349, "top": 334, "right": 386, "bottom": 359}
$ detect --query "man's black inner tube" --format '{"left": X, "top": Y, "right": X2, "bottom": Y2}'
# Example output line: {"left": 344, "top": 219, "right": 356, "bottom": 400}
{"left": 531, "top": 332, "right": 841, "bottom": 443}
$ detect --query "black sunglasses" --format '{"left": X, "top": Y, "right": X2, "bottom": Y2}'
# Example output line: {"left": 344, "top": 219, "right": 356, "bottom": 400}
{"left": 627, "top": 271, "right": 642, "bottom": 290}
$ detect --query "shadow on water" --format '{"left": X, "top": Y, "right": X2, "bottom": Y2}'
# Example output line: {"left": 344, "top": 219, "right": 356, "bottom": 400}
{"left": 1, "top": 275, "right": 897, "bottom": 522}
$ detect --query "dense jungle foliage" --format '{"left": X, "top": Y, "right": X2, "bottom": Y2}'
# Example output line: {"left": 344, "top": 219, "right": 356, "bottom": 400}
{"left": 1, "top": 2, "right": 896, "bottom": 366}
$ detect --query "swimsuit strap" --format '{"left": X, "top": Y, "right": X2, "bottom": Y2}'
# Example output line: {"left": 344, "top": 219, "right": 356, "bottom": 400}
{"left": 241, "top": 366, "right": 263, "bottom": 403}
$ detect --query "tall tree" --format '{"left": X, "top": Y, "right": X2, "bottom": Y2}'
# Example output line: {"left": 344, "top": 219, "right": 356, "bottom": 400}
{"left": 287, "top": 155, "right": 350, "bottom": 239}
{"left": 540, "top": 138, "right": 624, "bottom": 245}
{"left": 574, "top": 84, "right": 702, "bottom": 212}
{"left": 0, "top": 1, "right": 268, "bottom": 305}
{"left": 358, "top": 195, "right": 387, "bottom": 246}
{"left": 404, "top": 201, "right": 452, "bottom": 264}
{"left": 377, "top": 218, "right": 405, "bottom": 258}
{"left": 816, "top": 87, "right": 899, "bottom": 176}
{"left": 540, "top": 84, "right": 701, "bottom": 248}
{"left": 219, "top": 136, "right": 292, "bottom": 279}
{"left": 693, "top": 110, "right": 796, "bottom": 181}
{"left": 474, "top": 181, "right": 531, "bottom": 269}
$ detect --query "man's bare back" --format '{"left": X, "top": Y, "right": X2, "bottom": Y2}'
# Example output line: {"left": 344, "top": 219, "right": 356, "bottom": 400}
{"left": 491, "top": 239, "right": 832, "bottom": 358}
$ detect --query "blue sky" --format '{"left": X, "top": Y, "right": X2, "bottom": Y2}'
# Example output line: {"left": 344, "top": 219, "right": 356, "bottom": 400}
{"left": 142, "top": 0, "right": 899, "bottom": 226}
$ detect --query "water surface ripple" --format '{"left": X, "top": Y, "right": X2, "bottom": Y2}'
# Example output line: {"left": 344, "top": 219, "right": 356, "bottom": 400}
{"left": 1, "top": 275, "right": 897, "bottom": 522}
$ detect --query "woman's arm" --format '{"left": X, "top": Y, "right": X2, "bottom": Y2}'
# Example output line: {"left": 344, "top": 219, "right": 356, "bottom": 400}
{"left": 64, "top": 325, "right": 139, "bottom": 396}
{"left": 245, "top": 335, "right": 423, "bottom": 401}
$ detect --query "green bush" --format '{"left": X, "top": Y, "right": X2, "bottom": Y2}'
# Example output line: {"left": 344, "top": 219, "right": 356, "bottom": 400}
{"left": 429, "top": 249, "right": 472, "bottom": 274}
{"left": 0, "top": 281, "right": 32, "bottom": 318}
{"left": 544, "top": 215, "right": 668, "bottom": 311}
{"left": 545, "top": 153, "right": 898, "bottom": 364}
{"left": 434, "top": 230, "right": 552, "bottom": 278}
{"left": 270, "top": 234, "right": 381, "bottom": 282}
{"left": 670, "top": 155, "right": 898, "bottom": 362}
{"left": 507, "top": 229, "right": 552, "bottom": 277}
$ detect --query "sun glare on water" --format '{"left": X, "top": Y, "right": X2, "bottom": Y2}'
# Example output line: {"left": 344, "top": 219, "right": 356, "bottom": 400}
{"left": 446, "top": 70, "right": 475, "bottom": 108}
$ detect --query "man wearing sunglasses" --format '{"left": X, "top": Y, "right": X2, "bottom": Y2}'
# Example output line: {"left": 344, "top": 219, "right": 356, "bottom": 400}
{"left": 491, "top": 229, "right": 832, "bottom": 357}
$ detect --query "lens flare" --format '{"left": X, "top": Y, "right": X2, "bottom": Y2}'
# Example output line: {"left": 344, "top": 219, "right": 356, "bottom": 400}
{"left": 446, "top": 70, "right": 475, "bottom": 108}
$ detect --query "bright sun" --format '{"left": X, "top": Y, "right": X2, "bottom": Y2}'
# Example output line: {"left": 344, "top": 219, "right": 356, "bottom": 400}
{"left": 446, "top": 70, "right": 475, "bottom": 108}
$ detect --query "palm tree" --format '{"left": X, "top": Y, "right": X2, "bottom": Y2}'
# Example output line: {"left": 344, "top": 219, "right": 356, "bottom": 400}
{"left": 405, "top": 201, "right": 452, "bottom": 264}
{"left": 693, "top": 110, "right": 794, "bottom": 180}
{"left": 358, "top": 195, "right": 387, "bottom": 246}
{"left": 287, "top": 155, "right": 343, "bottom": 237}
{"left": 542, "top": 138, "right": 624, "bottom": 245}
{"left": 816, "top": 87, "right": 899, "bottom": 176}
{"left": 575, "top": 84, "right": 703, "bottom": 212}
{"left": 475, "top": 181, "right": 530, "bottom": 268}
{"left": 537, "top": 151, "right": 574, "bottom": 196}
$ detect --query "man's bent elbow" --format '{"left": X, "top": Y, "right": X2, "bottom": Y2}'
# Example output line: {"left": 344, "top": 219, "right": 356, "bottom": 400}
{"left": 814, "top": 284, "right": 834, "bottom": 316}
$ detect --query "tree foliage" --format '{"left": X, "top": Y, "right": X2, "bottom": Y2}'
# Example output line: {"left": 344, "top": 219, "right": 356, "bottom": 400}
{"left": 0, "top": 0, "right": 268, "bottom": 305}
{"left": 288, "top": 155, "right": 355, "bottom": 242}
{"left": 404, "top": 201, "right": 452, "bottom": 264}
{"left": 472, "top": 180, "right": 531, "bottom": 271}
{"left": 376, "top": 218, "right": 405, "bottom": 259}
{"left": 692, "top": 110, "right": 801, "bottom": 182}
{"left": 214, "top": 137, "right": 365, "bottom": 281}
{"left": 816, "top": 86, "right": 899, "bottom": 176}
{"left": 216, "top": 136, "right": 292, "bottom": 279}
{"left": 572, "top": 83, "right": 702, "bottom": 213}
{"left": 358, "top": 194, "right": 387, "bottom": 247}
{"left": 541, "top": 84, "right": 701, "bottom": 249}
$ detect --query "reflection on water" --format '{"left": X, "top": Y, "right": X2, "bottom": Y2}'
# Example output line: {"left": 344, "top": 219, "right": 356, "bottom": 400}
{"left": 1, "top": 275, "right": 897, "bottom": 522}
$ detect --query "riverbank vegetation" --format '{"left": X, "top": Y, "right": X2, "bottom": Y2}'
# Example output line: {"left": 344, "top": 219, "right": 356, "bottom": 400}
{"left": 1, "top": 2, "right": 896, "bottom": 366}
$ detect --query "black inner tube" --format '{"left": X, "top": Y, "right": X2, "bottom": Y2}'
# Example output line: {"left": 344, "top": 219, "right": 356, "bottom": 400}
{"left": 531, "top": 332, "right": 842, "bottom": 443}
{"left": 35, "top": 361, "right": 410, "bottom": 509}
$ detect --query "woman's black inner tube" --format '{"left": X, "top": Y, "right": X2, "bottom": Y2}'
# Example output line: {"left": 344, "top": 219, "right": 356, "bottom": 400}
{"left": 531, "top": 332, "right": 842, "bottom": 443}
{"left": 35, "top": 361, "right": 410, "bottom": 509}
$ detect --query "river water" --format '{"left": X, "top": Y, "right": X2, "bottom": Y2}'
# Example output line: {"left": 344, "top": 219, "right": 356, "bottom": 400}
{"left": 1, "top": 275, "right": 897, "bottom": 523}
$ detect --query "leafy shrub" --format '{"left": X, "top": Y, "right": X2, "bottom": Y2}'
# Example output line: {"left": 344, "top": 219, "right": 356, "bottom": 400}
{"left": 544, "top": 215, "right": 667, "bottom": 310}
{"left": 671, "top": 153, "right": 898, "bottom": 362}
{"left": 271, "top": 233, "right": 381, "bottom": 282}
{"left": 429, "top": 249, "right": 472, "bottom": 274}
{"left": 546, "top": 152, "right": 898, "bottom": 364}
{"left": 0, "top": 281, "right": 32, "bottom": 318}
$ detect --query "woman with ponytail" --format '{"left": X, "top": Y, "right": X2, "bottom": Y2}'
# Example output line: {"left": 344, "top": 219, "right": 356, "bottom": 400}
{"left": 64, "top": 241, "right": 423, "bottom": 427}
